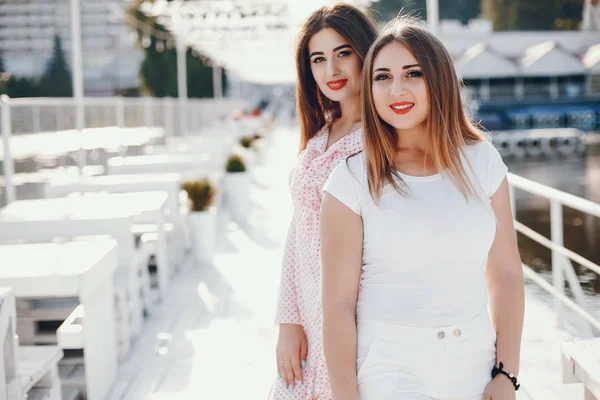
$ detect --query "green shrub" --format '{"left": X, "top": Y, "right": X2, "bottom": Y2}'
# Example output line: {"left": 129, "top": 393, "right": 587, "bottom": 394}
{"left": 181, "top": 178, "right": 216, "bottom": 212}
{"left": 239, "top": 136, "right": 254, "bottom": 148}
{"left": 225, "top": 154, "right": 246, "bottom": 173}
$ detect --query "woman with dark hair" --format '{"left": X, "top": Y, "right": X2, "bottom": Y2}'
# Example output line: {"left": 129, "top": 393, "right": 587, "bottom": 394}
{"left": 271, "top": 3, "right": 377, "bottom": 399}
{"left": 321, "top": 17, "right": 524, "bottom": 400}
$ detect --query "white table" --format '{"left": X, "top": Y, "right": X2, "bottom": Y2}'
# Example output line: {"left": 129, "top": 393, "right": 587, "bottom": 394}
{"left": 0, "top": 192, "right": 171, "bottom": 316}
{"left": 563, "top": 339, "right": 600, "bottom": 400}
{"left": 44, "top": 173, "right": 183, "bottom": 217}
{"left": 107, "top": 154, "right": 212, "bottom": 177}
{"left": 0, "top": 240, "right": 118, "bottom": 400}
{"left": 0, "top": 191, "right": 170, "bottom": 286}
{"left": 0, "top": 127, "right": 164, "bottom": 160}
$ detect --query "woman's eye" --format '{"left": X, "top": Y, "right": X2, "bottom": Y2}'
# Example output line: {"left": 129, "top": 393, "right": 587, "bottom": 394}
{"left": 406, "top": 70, "right": 423, "bottom": 78}
{"left": 338, "top": 51, "right": 352, "bottom": 57}
{"left": 374, "top": 74, "right": 389, "bottom": 81}
{"left": 312, "top": 57, "right": 325, "bottom": 64}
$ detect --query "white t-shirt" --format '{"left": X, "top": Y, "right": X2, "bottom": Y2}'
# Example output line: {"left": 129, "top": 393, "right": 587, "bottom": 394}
{"left": 322, "top": 141, "right": 508, "bottom": 328}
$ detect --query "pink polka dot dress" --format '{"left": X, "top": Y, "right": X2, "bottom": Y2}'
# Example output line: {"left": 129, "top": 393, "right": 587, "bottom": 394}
{"left": 270, "top": 126, "right": 362, "bottom": 400}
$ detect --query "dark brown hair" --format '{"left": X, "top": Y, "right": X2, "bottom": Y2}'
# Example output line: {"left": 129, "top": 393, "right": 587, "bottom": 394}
{"left": 296, "top": 3, "right": 378, "bottom": 152}
{"left": 361, "top": 16, "right": 487, "bottom": 201}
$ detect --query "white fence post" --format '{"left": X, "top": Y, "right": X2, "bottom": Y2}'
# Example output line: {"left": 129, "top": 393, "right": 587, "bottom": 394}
{"left": 56, "top": 104, "right": 64, "bottom": 131}
{"left": 1, "top": 95, "right": 16, "bottom": 204}
{"left": 550, "top": 200, "right": 565, "bottom": 328}
{"left": 33, "top": 105, "right": 41, "bottom": 133}
{"left": 164, "top": 97, "right": 174, "bottom": 138}
{"left": 116, "top": 97, "right": 126, "bottom": 156}
{"left": 144, "top": 97, "right": 153, "bottom": 127}
{"left": 116, "top": 96, "right": 125, "bottom": 128}
{"left": 509, "top": 184, "right": 516, "bottom": 221}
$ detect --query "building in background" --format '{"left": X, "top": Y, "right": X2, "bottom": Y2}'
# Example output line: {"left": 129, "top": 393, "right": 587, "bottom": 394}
{"left": 0, "top": 0, "right": 142, "bottom": 96}
{"left": 434, "top": 19, "right": 600, "bottom": 131}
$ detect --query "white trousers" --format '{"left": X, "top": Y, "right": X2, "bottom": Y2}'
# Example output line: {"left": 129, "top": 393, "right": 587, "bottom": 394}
{"left": 356, "top": 308, "right": 497, "bottom": 400}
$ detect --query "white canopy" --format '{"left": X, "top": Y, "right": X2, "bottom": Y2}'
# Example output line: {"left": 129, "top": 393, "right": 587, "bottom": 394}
{"left": 521, "top": 41, "right": 587, "bottom": 77}
{"left": 456, "top": 43, "right": 519, "bottom": 79}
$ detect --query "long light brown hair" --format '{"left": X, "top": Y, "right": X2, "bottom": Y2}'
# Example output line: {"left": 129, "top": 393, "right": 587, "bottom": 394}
{"left": 296, "top": 3, "right": 378, "bottom": 152}
{"left": 361, "top": 17, "right": 488, "bottom": 201}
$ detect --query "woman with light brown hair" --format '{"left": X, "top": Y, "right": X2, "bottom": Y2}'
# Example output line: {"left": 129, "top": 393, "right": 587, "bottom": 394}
{"left": 320, "top": 17, "right": 525, "bottom": 400}
{"left": 270, "top": 3, "right": 377, "bottom": 399}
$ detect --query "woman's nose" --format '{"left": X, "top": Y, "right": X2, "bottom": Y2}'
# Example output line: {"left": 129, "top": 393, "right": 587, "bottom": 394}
{"left": 389, "top": 78, "right": 405, "bottom": 96}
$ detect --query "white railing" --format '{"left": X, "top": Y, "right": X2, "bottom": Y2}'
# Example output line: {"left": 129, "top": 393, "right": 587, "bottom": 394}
{"left": 0, "top": 95, "right": 247, "bottom": 205}
{"left": 508, "top": 173, "right": 600, "bottom": 335}
{"left": 0, "top": 96, "right": 245, "bottom": 137}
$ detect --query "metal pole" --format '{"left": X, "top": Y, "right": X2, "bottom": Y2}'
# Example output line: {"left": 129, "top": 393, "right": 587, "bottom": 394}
{"left": 1, "top": 95, "right": 15, "bottom": 205}
{"left": 176, "top": 40, "right": 188, "bottom": 135}
{"left": 426, "top": 0, "right": 439, "bottom": 35}
{"left": 70, "top": 0, "right": 85, "bottom": 174}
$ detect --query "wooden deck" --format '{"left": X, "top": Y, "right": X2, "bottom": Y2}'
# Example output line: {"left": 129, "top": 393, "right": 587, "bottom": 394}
{"left": 107, "top": 131, "right": 590, "bottom": 400}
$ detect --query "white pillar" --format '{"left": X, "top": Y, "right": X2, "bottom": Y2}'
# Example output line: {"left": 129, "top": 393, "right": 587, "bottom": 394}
{"left": 426, "top": 0, "right": 439, "bottom": 35}
{"left": 1, "top": 95, "right": 15, "bottom": 205}
{"left": 176, "top": 40, "right": 188, "bottom": 135}
{"left": 70, "top": 0, "right": 85, "bottom": 174}
{"left": 213, "top": 65, "right": 223, "bottom": 99}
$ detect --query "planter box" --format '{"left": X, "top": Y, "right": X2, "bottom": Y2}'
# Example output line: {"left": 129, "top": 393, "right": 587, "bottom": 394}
{"left": 223, "top": 172, "right": 250, "bottom": 222}
{"left": 188, "top": 208, "right": 218, "bottom": 266}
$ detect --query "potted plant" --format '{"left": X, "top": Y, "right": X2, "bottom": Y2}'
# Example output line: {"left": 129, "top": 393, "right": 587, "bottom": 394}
{"left": 181, "top": 178, "right": 218, "bottom": 266}
{"left": 250, "top": 131, "right": 268, "bottom": 166}
{"left": 223, "top": 154, "right": 249, "bottom": 221}
{"left": 238, "top": 136, "right": 256, "bottom": 166}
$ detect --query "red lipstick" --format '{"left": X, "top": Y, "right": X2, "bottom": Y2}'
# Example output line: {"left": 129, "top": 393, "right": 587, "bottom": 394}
{"left": 389, "top": 101, "right": 415, "bottom": 115}
{"left": 327, "top": 79, "right": 348, "bottom": 91}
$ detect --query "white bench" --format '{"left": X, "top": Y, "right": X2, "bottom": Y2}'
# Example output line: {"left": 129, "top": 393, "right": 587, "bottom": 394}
{"left": 0, "top": 287, "right": 20, "bottom": 400}
{"left": 562, "top": 339, "right": 600, "bottom": 400}
{"left": 18, "top": 346, "right": 63, "bottom": 400}
{"left": 0, "top": 220, "right": 148, "bottom": 360}
{"left": 0, "top": 240, "right": 119, "bottom": 400}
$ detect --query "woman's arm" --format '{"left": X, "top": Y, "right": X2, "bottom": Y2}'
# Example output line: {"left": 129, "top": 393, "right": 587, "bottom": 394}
{"left": 320, "top": 193, "right": 364, "bottom": 400}
{"left": 486, "top": 178, "right": 525, "bottom": 377}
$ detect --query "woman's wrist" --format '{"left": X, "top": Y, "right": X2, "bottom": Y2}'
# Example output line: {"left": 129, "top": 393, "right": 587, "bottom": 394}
{"left": 491, "top": 362, "right": 520, "bottom": 391}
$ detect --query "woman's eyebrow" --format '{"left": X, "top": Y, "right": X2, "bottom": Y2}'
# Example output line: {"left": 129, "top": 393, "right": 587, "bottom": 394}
{"left": 309, "top": 44, "right": 352, "bottom": 58}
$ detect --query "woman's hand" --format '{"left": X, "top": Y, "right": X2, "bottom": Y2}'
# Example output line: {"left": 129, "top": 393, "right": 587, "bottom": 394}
{"left": 276, "top": 323, "right": 308, "bottom": 391}
{"left": 483, "top": 376, "right": 516, "bottom": 400}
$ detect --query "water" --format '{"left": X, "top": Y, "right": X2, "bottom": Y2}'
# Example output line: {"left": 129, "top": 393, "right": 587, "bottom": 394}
{"left": 506, "top": 143, "right": 600, "bottom": 300}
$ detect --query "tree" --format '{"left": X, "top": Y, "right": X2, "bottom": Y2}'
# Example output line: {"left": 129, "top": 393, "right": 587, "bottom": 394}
{"left": 0, "top": 52, "right": 5, "bottom": 73}
{"left": 482, "top": 0, "right": 582, "bottom": 31}
{"left": 3, "top": 76, "right": 40, "bottom": 98}
{"left": 369, "top": 0, "right": 481, "bottom": 24}
{"left": 128, "top": 0, "right": 227, "bottom": 98}
{"left": 39, "top": 34, "right": 73, "bottom": 97}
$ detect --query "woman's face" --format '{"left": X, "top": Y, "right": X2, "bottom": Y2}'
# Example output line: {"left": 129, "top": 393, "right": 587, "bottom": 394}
{"left": 371, "top": 41, "right": 429, "bottom": 131}
{"left": 308, "top": 28, "right": 362, "bottom": 103}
